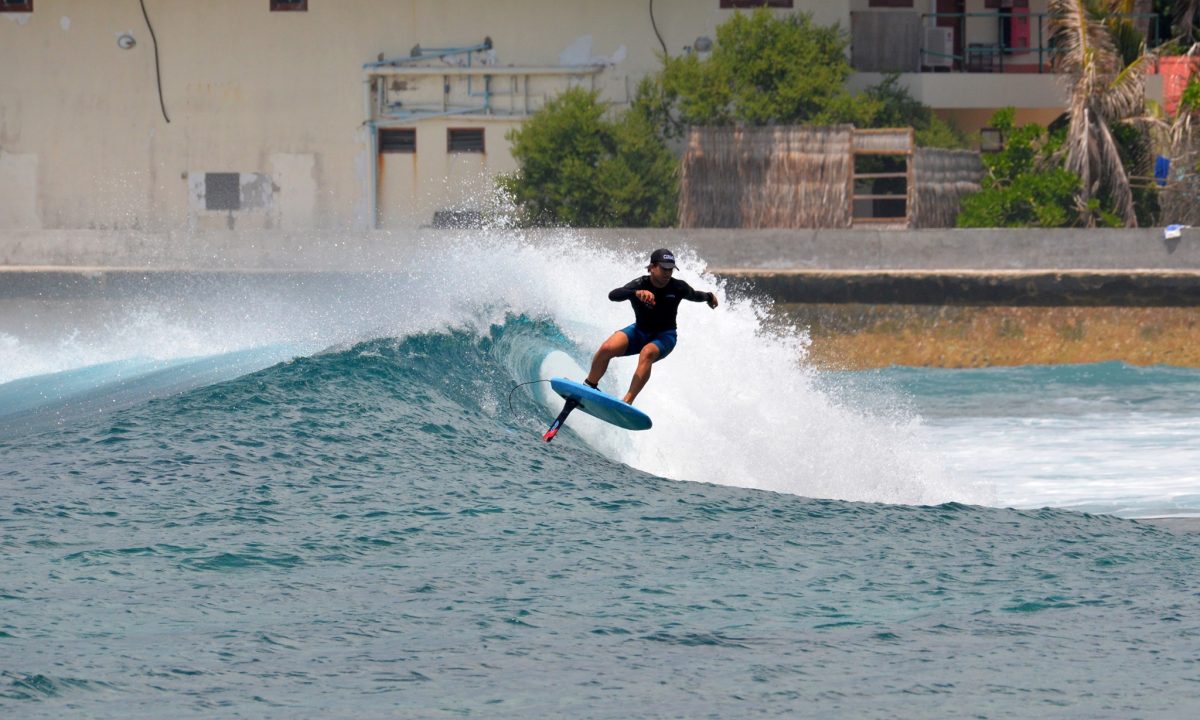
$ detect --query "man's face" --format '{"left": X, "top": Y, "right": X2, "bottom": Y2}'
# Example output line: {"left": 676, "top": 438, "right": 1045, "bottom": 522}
{"left": 648, "top": 263, "right": 674, "bottom": 286}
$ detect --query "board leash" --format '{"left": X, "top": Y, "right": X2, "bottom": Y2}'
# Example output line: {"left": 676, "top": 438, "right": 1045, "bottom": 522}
{"left": 507, "top": 378, "right": 551, "bottom": 415}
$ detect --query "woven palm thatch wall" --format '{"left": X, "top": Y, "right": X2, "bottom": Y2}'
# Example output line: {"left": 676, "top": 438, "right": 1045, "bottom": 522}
{"left": 679, "top": 126, "right": 853, "bottom": 229}
{"left": 680, "top": 126, "right": 983, "bottom": 229}
{"left": 911, "top": 149, "right": 984, "bottom": 229}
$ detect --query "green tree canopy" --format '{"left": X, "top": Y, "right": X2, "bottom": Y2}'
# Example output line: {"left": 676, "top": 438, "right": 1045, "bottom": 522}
{"left": 499, "top": 87, "right": 677, "bottom": 227}
{"left": 650, "top": 10, "right": 963, "bottom": 149}
{"left": 659, "top": 9, "right": 877, "bottom": 128}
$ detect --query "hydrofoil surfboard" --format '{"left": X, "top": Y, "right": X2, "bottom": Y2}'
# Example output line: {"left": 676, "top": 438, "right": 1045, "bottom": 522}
{"left": 542, "top": 377, "right": 652, "bottom": 442}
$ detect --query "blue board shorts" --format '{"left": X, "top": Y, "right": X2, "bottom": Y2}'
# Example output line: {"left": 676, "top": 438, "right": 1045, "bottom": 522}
{"left": 619, "top": 324, "right": 677, "bottom": 360}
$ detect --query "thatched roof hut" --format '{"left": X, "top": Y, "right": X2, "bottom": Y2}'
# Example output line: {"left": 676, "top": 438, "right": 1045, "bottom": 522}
{"left": 680, "top": 126, "right": 853, "bottom": 228}
{"left": 911, "top": 148, "right": 985, "bottom": 229}
{"left": 679, "top": 125, "right": 982, "bottom": 229}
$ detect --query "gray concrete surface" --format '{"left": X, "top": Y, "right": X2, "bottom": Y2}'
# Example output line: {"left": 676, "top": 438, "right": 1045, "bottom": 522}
{"left": 3, "top": 227, "right": 1200, "bottom": 271}
{"left": 4, "top": 228, "right": 1200, "bottom": 306}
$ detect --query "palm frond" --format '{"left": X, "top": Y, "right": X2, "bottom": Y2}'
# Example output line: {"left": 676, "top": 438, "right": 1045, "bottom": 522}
{"left": 1093, "top": 119, "right": 1137, "bottom": 225}
{"left": 1048, "top": 0, "right": 1151, "bottom": 226}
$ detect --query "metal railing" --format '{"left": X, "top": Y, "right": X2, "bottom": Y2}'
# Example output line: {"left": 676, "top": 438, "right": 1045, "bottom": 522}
{"left": 918, "top": 11, "right": 1164, "bottom": 74}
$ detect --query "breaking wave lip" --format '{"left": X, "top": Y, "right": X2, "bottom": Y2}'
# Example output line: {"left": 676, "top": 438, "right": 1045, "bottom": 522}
{"left": 175, "top": 318, "right": 979, "bottom": 508}
{"left": 1, "top": 232, "right": 975, "bottom": 507}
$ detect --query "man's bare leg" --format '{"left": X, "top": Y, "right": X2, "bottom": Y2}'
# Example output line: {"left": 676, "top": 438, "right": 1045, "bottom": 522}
{"left": 586, "top": 331, "right": 629, "bottom": 388}
{"left": 623, "top": 344, "right": 661, "bottom": 404}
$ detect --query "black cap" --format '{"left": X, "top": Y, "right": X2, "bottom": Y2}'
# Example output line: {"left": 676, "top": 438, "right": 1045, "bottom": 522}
{"left": 649, "top": 248, "right": 677, "bottom": 269}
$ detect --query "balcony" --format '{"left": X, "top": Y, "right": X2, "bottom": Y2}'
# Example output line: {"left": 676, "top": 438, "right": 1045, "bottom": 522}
{"left": 851, "top": 10, "right": 1166, "bottom": 75}
{"left": 847, "top": 9, "right": 1168, "bottom": 115}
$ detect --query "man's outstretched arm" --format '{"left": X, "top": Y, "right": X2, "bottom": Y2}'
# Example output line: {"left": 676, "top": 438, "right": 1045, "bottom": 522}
{"left": 684, "top": 285, "right": 719, "bottom": 308}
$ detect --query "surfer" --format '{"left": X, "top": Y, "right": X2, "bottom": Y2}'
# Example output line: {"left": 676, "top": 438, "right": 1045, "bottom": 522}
{"left": 584, "top": 248, "right": 719, "bottom": 405}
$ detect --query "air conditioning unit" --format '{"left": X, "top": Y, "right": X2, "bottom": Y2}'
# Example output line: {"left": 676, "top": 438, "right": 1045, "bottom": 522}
{"left": 923, "top": 26, "right": 954, "bottom": 69}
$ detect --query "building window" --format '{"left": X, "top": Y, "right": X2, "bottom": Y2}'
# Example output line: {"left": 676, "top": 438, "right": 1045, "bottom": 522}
{"left": 868, "top": 0, "right": 913, "bottom": 7}
{"left": 1, "top": 0, "right": 33, "bottom": 12}
{"left": 379, "top": 128, "right": 416, "bottom": 154}
{"left": 270, "top": 0, "right": 306, "bottom": 11}
{"left": 720, "top": 1, "right": 792, "bottom": 7}
{"left": 447, "top": 128, "right": 485, "bottom": 154}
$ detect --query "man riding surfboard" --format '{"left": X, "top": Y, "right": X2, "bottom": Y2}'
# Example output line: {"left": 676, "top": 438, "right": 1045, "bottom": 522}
{"left": 542, "top": 249, "right": 718, "bottom": 442}
{"left": 585, "top": 248, "right": 719, "bottom": 405}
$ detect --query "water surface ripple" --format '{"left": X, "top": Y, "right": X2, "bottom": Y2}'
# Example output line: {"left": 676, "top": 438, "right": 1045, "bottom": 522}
{"left": 2, "top": 331, "right": 1198, "bottom": 718}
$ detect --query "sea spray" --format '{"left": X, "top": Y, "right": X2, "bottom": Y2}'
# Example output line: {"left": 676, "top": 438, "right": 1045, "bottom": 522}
{"left": 0, "top": 232, "right": 973, "bottom": 505}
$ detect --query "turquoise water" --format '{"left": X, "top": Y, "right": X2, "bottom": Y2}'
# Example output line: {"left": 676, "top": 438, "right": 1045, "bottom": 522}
{"left": 3, "top": 240, "right": 1200, "bottom": 717}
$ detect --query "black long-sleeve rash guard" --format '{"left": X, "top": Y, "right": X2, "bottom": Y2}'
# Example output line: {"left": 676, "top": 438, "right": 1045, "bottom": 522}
{"left": 609, "top": 276, "right": 713, "bottom": 333}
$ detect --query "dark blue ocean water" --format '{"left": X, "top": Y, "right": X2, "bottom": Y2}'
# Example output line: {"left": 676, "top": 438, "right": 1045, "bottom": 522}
{"left": 3, "top": 244, "right": 1200, "bottom": 717}
{"left": 3, "top": 327, "right": 1199, "bottom": 718}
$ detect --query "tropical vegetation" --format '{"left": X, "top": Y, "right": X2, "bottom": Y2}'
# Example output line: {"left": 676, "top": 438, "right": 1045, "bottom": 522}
{"left": 502, "top": 3, "right": 1200, "bottom": 228}
{"left": 962, "top": 0, "right": 1172, "bottom": 228}
{"left": 499, "top": 87, "right": 677, "bottom": 228}
{"left": 656, "top": 10, "right": 875, "bottom": 129}
{"left": 1046, "top": 0, "right": 1155, "bottom": 227}
{"left": 957, "top": 109, "right": 1117, "bottom": 227}
{"left": 501, "top": 8, "right": 969, "bottom": 227}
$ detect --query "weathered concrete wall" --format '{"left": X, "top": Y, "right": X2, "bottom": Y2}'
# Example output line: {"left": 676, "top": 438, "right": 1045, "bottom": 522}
{"left": 2, "top": 227, "right": 1200, "bottom": 271}
{"left": 727, "top": 270, "right": 1200, "bottom": 307}
{"left": 4, "top": 227, "right": 1198, "bottom": 369}
{"left": 0, "top": 1, "right": 843, "bottom": 232}
{"left": 653, "top": 228, "right": 1200, "bottom": 271}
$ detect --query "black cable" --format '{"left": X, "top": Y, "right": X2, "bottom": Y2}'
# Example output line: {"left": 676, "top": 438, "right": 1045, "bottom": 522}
{"left": 507, "top": 379, "right": 551, "bottom": 415}
{"left": 139, "top": 0, "right": 170, "bottom": 123}
{"left": 649, "top": 0, "right": 668, "bottom": 56}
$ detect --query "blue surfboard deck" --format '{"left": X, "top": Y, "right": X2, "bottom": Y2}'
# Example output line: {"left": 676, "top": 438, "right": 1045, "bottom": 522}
{"left": 549, "top": 377, "right": 652, "bottom": 431}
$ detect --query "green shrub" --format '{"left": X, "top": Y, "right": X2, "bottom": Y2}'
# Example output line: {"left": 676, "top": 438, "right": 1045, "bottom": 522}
{"left": 499, "top": 87, "right": 677, "bottom": 227}
{"left": 957, "top": 109, "right": 1103, "bottom": 227}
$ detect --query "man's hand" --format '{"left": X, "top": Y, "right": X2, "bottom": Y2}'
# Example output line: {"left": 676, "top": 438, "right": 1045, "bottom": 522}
{"left": 707, "top": 292, "right": 719, "bottom": 309}
{"left": 635, "top": 289, "right": 656, "bottom": 306}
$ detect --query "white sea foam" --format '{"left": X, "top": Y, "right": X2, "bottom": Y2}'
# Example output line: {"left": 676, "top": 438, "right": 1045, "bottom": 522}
{"left": 2, "top": 230, "right": 974, "bottom": 506}
{"left": 437, "top": 233, "right": 971, "bottom": 506}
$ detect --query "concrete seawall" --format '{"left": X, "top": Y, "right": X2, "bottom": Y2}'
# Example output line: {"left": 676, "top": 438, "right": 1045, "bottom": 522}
{"left": 721, "top": 269, "right": 1200, "bottom": 306}
{"left": 4, "top": 227, "right": 1200, "bottom": 306}
{"left": 4, "top": 228, "right": 1199, "bottom": 368}
{"left": 3, "top": 227, "right": 1200, "bottom": 271}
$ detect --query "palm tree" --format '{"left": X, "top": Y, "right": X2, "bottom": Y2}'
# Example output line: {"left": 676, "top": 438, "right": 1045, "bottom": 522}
{"left": 1049, "top": 0, "right": 1154, "bottom": 226}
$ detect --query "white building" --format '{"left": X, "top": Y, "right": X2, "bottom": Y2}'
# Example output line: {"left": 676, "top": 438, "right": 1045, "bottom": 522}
{"left": 0, "top": 1, "right": 1162, "bottom": 231}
